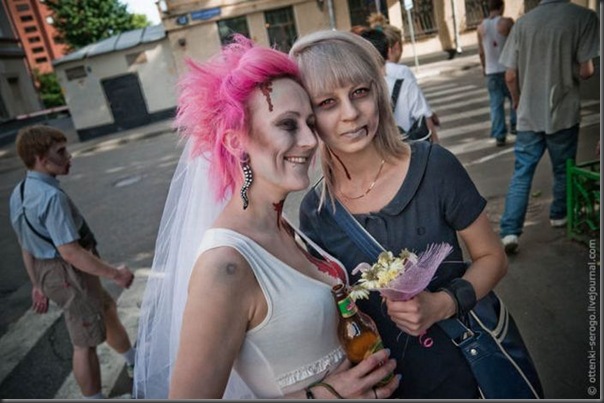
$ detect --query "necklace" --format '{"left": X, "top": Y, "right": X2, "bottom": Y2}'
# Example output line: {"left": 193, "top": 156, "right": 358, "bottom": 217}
{"left": 340, "top": 159, "right": 386, "bottom": 200}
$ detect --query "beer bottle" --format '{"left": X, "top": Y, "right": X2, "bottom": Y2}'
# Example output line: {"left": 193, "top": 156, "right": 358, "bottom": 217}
{"left": 331, "top": 283, "right": 393, "bottom": 385}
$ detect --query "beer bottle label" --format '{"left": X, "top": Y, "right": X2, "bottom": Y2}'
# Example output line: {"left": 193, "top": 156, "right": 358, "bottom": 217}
{"left": 337, "top": 296, "right": 358, "bottom": 318}
{"left": 364, "top": 338, "right": 384, "bottom": 359}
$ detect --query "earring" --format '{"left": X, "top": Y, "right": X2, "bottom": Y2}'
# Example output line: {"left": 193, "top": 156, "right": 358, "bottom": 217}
{"left": 240, "top": 161, "right": 253, "bottom": 210}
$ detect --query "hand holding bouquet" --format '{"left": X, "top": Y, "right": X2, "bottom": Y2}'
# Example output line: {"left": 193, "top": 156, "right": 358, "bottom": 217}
{"left": 349, "top": 243, "right": 453, "bottom": 301}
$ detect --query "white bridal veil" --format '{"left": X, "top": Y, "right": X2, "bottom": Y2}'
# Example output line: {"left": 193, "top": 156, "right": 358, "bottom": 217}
{"left": 133, "top": 138, "right": 255, "bottom": 399}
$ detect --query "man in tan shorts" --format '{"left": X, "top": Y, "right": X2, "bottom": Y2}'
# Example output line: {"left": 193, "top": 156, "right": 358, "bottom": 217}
{"left": 9, "top": 125, "right": 136, "bottom": 399}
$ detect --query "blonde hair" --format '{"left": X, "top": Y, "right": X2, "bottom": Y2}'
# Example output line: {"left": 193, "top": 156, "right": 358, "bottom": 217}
{"left": 290, "top": 30, "right": 409, "bottom": 208}
{"left": 367, "top": 12, "right": 403, "bottom": 48}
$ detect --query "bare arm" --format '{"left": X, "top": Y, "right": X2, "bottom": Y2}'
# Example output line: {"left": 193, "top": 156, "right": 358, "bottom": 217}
{"left": 579, "top": 59, "right": 595, "bottom": 80}
{"left": 57, "top": 241, "right": 132, "bottom": 288}
{"left": 169, "top": 249, "right": 254, "bottom": 398}
{"left": 426, "top": 116, "right": 440, "bottom": 144}
{"left": 170, "top": 248, "right": 400, "bottom": 399}
{"left": 386, "top": 212, "right": 507, "bottom": 335}
{"left": 497, "top": 17, "right": 514, "bottom": 37}
{"left": 505, "top": 68, "right": 520, "bottom": 109}
{"left": 21, "top": 248, "right": 48, "bottom": 313}
{"left": 456, "top": 211, "right": 508, "bottom": 300}
{"left": 477, "top": 24, "right": 486, "bottom": 73}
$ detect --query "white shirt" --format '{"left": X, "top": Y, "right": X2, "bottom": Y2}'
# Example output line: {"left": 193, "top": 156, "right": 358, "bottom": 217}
{"left": 385, "top": 62, "right": 433, "bottom": 131}
{"left": 198, "top": 228, "right": 346, "bottom": 398}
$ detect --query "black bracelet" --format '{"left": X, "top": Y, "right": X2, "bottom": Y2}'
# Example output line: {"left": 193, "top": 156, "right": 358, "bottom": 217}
{"left": 439, "top": 278, "right": 477, "bottom": 317}
{"left": 305, "top": 387, "right": 315, "bottom": 399}
{"left": 313, "top": 381, "right": 345, "bottom": 399}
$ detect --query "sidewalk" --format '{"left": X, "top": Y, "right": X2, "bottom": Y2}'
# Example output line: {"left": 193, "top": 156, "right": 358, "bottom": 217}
{"left": 0, "top": 119, "right": 176, "bottom": 175}
{"left": 401, "top": 44, "right": 480, "bottom": 80}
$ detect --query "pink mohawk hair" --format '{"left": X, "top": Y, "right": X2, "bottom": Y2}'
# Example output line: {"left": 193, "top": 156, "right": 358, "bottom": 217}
{"left": 174, "top": 34, "right": 300, "bottom": 201}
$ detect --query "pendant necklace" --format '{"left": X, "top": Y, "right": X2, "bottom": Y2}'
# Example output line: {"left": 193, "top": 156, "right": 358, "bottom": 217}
{"left": 340, "top": 159, "right": 386, "bottom": 200}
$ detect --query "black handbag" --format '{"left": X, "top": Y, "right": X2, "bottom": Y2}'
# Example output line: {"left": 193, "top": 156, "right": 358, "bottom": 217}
{"left": 325, "top": 196, "right": 545, "bottom": 399}
{"left": 391, "top": 78, "right": 432, "bottom": 142}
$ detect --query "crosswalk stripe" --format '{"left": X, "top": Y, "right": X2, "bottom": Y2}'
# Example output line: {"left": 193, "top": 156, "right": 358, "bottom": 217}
{"left": 423, "top": 84, "right": 478, "bottom": 98}
{"left": 418, "top": 80, "right": 458, "bottom": 91}
{"left": 0, "top": 304, "right": 63, "bottom": 385}
{"left": 54, "top": 271, "right": 147, "bottom": 399}
{"left": 438, "top": 105, "right": 492, "bottom": 124}
{"left": 438, "top": 112, "right": 599, "bottom": 139}
{"left": 465, "top": 147, "right": 515, "bottom": 167}
{"left": 427, "top": 89, "right": 487, "bottom": 107}
{"left": 421, "top": 81, "right": 465, "bottom": 95}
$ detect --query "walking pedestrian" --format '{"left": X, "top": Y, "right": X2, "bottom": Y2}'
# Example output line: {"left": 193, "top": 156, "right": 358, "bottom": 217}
{"left": 498, "top": 0, "right": 599, "bottom": 253}
{"left": 477, "top": 0, "right": 516, "bottom": 147}
{"left": 360, "top": 28, "right": 435, "bottom": 142}
{"left": 9, "top": 125, "right": 136, "bottom": 399}
{"left": 367, "top": 13, "right": 440, "bottom": 141}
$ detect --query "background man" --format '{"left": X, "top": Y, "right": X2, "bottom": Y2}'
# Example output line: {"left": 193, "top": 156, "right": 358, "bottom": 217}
{"left": 498, "top": 0, "right": 599, "bottom": 253}
{"left": 477, "top": 0, "right": 516, "bottom": 147}
{"left": 9, "top": 125, "right": 136, "bottom": 399}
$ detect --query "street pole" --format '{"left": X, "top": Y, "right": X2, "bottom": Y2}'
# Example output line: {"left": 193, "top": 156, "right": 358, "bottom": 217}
{"left": 450, "top": 0, "right": 462, "bottom": 54}
{"left": 403, "top": 0, "right": 419, "bottom": 73}
{"left": 327, "top": 0, "right": 336, "bottom": 30}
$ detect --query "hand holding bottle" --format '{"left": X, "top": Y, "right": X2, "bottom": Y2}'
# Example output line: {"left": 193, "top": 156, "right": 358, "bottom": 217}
{"left": 306, "top": 349, "right": 400, "bottom": 399}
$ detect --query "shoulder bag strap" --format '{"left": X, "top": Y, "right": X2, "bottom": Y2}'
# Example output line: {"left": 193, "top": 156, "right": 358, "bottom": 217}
{"left": 329, "top": 198, "right": 470, "bottom": 338}
{"left": 328, "top": 195, "right": 384, "bottom": 262}
{"left": 20, "top": 179, "right": 57, "bottom": 249}
{"left": 390, "top": 78, "right": 403, "bottom": 112}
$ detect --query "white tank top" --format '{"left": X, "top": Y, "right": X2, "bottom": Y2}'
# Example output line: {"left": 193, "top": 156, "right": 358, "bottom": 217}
{"left": 199, "top": 228, "right": 346, "bottom": 398}
{"left": 482, "top": 16, "right": 508, "bottom": 74}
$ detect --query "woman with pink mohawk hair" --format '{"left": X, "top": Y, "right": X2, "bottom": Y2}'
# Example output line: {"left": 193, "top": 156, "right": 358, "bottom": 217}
{"left": 133, "top": 35, "right": 400, "bottom": 399}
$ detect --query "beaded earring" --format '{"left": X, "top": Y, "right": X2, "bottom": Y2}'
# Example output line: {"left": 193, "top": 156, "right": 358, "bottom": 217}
{"left": 240, "top": 156, "right": 253, "bottom": 210}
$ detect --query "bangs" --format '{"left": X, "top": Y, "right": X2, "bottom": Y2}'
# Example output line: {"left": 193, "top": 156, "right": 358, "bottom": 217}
{"left": 298, "top": 40, "right": 379, "bottom": 97}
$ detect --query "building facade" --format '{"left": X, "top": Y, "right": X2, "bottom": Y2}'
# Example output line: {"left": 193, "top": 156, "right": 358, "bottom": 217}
{"left": 157, "top": 0, "right": 599, "bottom": 74}
{"left": 51, "top": 0, "right": 599, "bottom": 141}
{"left": 3, "top": 0, "right": 67, "bottom": 74}
{"left": 53, "top": 24, "right": 177, "bottom": 140}
{"left": 0, "top": 0, "right": 41, "bottom": 125}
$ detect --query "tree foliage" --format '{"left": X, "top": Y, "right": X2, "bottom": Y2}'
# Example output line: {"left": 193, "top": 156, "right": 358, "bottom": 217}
{"left": 44, "top": 0, "right": 149, "bottom": 50}
{"left": 33, "top": 70, "right": 66, "bottom": 108}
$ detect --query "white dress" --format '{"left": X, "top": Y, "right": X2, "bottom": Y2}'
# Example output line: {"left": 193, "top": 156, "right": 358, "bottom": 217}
{"left": 199, "top": 228, "right": 347, "bottom": 398}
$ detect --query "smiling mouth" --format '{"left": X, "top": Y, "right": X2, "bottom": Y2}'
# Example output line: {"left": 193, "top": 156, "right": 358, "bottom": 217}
{"left": 341, "top": 126, "right": 367, "bottom": 137}
{"left": 284, "top": 156, "right": 309, "bottom": 164}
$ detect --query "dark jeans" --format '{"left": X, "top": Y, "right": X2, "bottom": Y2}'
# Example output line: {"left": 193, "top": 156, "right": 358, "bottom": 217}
{"left": 500, "top": 125, "right": 579, "bottom": 237}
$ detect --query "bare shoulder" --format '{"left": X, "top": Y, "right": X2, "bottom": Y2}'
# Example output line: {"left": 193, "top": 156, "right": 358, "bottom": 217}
{"left": 499, "top": 16, "right": 515, "bottom": 34}
{"left": 188, "top": 246, "right": 254, "bottom": 294}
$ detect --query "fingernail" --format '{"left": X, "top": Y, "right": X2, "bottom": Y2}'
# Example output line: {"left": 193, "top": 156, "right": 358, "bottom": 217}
{"left": 384, "top": 348, "right": 391, "bottom": 356}
{"left": 396, "top": 374, "right": 402, "bottom": 382}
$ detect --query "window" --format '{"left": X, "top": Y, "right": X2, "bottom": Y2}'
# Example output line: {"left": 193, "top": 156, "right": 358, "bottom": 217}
{"left": 34, "top": 56, "right": 48, "bottom": 63}
{"left": 264, "top": 6, "right": 297, "bottom": 53}
{"left": 347, "top": 0, "right": 388, "bottom": 27}
{"left": 16, "top": 4, "right": 30, "bottom": 11}
{"left": 464, "top": 0, "right": 488, "bottom": 30}
{"left": 28, "top": 36, "right": 41, "bottom": 43}
{"left": 20, "top": 15, "right": 34, "bottom": 22}
{"left": 32, "top": 46, "right": 44, "bottom": 53}
{"left": 217, "top": 16, "right": 250, "bottom": 45}
{"left": 65, "top": 66, "right": 87, "bottom": 80}
{"left": 24, "top": 26, "right": 38, "bottom": 33}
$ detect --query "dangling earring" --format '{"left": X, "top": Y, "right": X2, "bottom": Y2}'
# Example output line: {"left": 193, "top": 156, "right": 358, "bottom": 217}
{"left": 240, "top": 155, "right": 253, "bottom": 210}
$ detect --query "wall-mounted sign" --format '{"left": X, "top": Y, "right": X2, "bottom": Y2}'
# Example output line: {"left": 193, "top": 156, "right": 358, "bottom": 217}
{"left": 191, "top": 7, "right": 221, "bottom": 21}
{"left": 176, "top": 15, "right": 189, "bottom": 25}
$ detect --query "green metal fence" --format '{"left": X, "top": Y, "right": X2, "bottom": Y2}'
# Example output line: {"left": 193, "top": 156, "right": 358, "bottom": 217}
{"left": 566, "top": 159, "right": 600, "bottom": 247}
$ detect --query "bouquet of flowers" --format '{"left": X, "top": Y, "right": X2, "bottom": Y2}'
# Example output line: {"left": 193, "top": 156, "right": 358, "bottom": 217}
{"left": 349, "top": 243, "right": 453, "bottom": 301}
